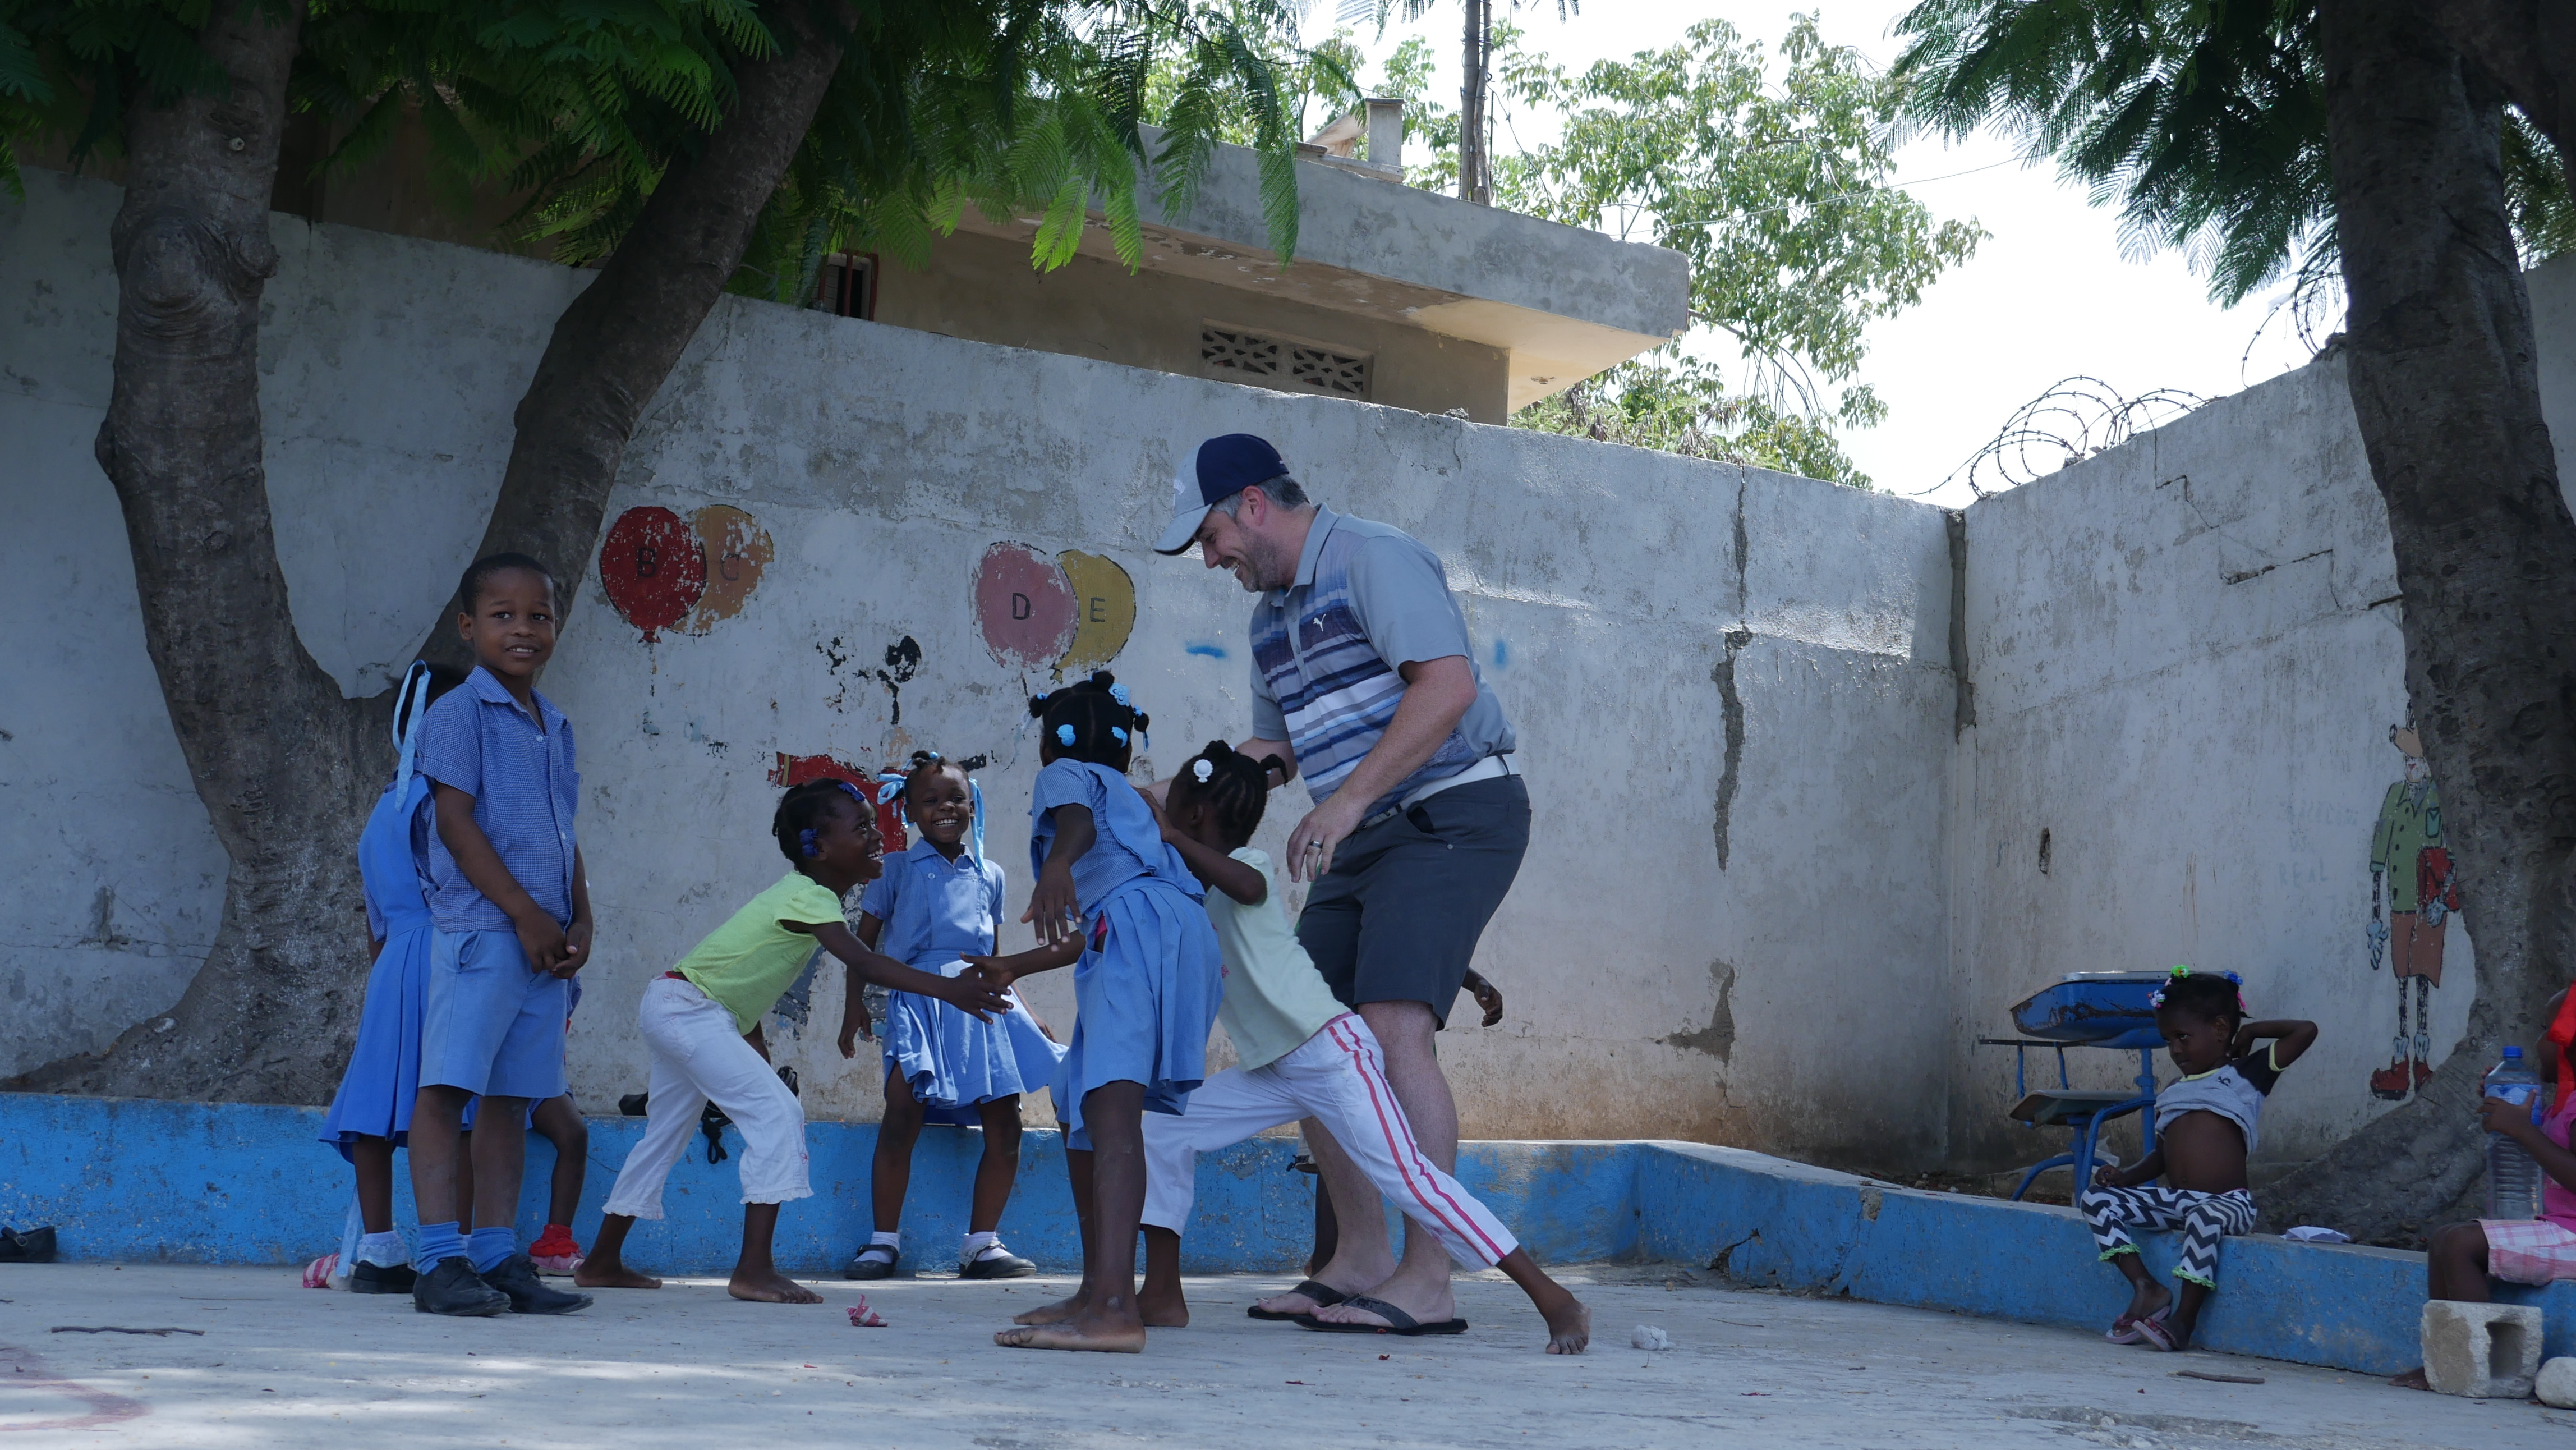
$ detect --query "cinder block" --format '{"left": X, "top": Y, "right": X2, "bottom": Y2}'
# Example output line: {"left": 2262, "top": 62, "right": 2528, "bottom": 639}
{"left": 2421, "top": 1300, "right": 2543, "bottom": 1398}
{"left": 2537, "top": 1357, "right": 2576, "bottom": 1409}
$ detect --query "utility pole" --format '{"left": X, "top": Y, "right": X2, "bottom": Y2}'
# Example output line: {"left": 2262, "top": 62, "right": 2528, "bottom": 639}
{"left": 1459, "top": 0, "right": 1492, "bottom": 204}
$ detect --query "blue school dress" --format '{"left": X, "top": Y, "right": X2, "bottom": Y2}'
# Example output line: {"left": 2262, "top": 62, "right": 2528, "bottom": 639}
{"left": 863, "top": 838, "right": 1066, "bottom": 1126}
{"left": 319, "top": 666, "right": 441, "bottom": 1158}
{"left": 1028, "top": 759, "right": 1223, "bottom": 1149}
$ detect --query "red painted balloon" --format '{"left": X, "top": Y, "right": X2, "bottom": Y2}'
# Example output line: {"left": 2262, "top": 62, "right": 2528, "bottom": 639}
{"left": 972, "top": 542, "right": 1079, "bottom": 670}
{"left": 599, "top": 506, "right": 706, "bottom": 641}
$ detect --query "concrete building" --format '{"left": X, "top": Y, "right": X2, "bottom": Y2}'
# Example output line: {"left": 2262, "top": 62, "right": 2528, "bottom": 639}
{"left": 6, "top": 164, "right": 2575, "bottom": 1189}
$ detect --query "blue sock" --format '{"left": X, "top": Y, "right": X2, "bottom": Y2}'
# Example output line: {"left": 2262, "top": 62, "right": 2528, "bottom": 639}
{"left": 415, "top": 1221, "right": 465, "bottom": 1272}
{"left": 466, "top": 1226, "right": 518, "bottom": 1274}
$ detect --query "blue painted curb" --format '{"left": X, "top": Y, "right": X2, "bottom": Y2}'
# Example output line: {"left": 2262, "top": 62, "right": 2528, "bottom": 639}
{"left": 4, "top": 1095, "right": 2568, "bottom": 1375}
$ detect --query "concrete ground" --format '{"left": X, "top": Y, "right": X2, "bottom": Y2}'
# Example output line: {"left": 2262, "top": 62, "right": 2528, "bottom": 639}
{"left": 1, "top": 1263, "right": 2568, "bottom": 1448}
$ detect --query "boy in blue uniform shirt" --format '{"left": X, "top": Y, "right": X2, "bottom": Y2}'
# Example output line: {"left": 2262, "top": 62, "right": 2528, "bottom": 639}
{"left": 405, "top": 553, "right": 595, "bottom": 1318}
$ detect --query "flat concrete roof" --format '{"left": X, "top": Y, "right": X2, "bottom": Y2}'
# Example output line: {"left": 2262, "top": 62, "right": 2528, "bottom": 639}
{"left": 0, "top": 1264, "right": 2550, "bottom": 1447}
{"left": 953, "top": 128, "right": 1690, "bottom": 411}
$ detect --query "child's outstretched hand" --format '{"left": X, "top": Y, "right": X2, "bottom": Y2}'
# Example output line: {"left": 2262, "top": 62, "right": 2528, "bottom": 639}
{"left": 1469, "top": 974, "right": 1505, "bottom": 1027}
{"left": 1024, "top": 865, "right": 1082, "bottom": 946}
{"left": 936, "top": 971, "right": 1014, "bottom": 1022}
{"left": 960, "top": 954, "right": 1015, "bottom": 992}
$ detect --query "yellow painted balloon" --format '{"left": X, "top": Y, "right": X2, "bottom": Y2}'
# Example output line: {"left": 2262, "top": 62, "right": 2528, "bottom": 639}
{"left": 1055, "top": 550, "right": 1137, "bottom": 674}
{"left": 688, "top": 504, "right": 773, "bottom": 634}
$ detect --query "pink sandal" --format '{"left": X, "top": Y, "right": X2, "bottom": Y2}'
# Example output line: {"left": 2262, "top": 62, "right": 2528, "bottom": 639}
{"left": 2105, "top": 1306, "right": 2170, "bottom": 1345}
{"left": 2133, "top": 1314, "right": 2183, "bottom": 1351}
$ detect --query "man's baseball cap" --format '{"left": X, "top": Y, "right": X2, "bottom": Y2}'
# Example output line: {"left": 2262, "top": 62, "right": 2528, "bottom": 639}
{"left": 1153, "top": 434, "right": 1291, "bottom": 554}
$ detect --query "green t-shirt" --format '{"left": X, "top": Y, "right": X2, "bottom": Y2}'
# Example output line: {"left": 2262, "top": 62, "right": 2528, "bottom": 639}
{"left": 674, "top": 870, "right": 848, "bottom": 1034}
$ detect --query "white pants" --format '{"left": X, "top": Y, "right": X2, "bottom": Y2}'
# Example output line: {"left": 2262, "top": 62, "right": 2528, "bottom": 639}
{"left": 602, "top": 976, "right": 811, "bottom": 1218}
{"left": 1141, "top": 1014, "right": 1517, "bottom": 1267}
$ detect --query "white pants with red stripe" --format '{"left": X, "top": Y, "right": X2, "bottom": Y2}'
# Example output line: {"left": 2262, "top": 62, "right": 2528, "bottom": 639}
{"left": 1140, "top": 1014, "right": 1517, "bottom": 1267}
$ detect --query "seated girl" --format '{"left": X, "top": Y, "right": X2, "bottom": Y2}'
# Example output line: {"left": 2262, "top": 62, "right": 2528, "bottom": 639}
{"left": 2080, "top": 968, "right": 2316, "bottom": 1351}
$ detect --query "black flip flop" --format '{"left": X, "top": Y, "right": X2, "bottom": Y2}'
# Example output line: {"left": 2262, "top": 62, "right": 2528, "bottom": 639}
{"left": 1295, "top": 1293, "right": 1467, "bottom": 1336}
{"left": 1247, "top": 1278, "right": 1349, "bottom": 1321}
{"left": 0, "top": 1227, "right": 56, "bottom": 1264}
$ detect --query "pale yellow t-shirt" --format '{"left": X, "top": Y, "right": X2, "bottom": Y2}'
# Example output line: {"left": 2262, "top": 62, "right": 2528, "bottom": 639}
{"left": 1207, "top": 848, "right": 1349, "bottom": 1072}
{"left": 674, "top": 870, "right": 848, "bottom": 1034}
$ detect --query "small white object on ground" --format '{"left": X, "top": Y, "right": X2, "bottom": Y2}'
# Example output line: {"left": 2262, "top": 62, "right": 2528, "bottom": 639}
{"left": 2421, "top": 1300, "right": 2542, "bottom": 1398}
{"left": 1631, "top": 1325, "right": 1671, "bottom": 1351}
{"left": 2536, "top": 1356, "right": 2576, "bottom": 1408}
{"left": 2281, "top": 1226, "right": 2352, "bottom": 1243}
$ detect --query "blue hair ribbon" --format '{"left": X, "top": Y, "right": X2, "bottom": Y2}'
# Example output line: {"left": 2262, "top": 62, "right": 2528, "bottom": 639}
{"left": 1111, "top": 726, "right": 1128, "bottom": 745}
{"left": 1056, "top": 724, "right": 1075, "bottom": 747}
{"left": 1108, "top": 684, "right": 1131, "bottom": 708}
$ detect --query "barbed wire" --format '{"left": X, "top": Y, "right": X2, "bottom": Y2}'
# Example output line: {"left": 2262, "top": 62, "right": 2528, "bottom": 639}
{"left": 1916, "top": 376, "right": 2210, "bottom": 499}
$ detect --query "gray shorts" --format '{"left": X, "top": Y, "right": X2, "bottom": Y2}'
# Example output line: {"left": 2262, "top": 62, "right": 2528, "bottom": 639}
{"left": 1296, "top": 775, "right": 1529, "bottom": 1027}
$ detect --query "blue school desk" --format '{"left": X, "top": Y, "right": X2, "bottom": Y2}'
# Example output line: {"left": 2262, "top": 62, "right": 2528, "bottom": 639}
{"left": 1980, "top": 971, "right": 2165, "bottom": 1201}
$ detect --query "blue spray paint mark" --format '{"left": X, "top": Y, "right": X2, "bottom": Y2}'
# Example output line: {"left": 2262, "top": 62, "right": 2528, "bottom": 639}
{"left": 1185, "top": 641, "right": 1229, "bottom": 660}
{"left": 1492, "top": 639, "right": 1511, "bottom": 669}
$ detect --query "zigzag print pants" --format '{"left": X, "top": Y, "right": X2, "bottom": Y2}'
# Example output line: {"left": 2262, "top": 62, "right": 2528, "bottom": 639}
{"left": 2079, "top": 1184, "right": 2258, "bottom": 1288}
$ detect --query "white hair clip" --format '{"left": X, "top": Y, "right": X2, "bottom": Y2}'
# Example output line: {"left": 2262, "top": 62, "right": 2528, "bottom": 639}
{"left": 1192, "top": 759, "right": 1214, "bottom": 783}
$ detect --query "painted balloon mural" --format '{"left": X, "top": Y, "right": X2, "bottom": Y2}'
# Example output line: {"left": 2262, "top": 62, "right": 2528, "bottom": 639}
{"left": 972, "top": 542, "right": 1137, "bottom": 676}
{"left": 600, "top": 504, "right": 775, "bottom": 641}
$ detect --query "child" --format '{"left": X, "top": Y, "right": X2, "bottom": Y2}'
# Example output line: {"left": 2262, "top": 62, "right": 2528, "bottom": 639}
{"left": 2081, "top": 967, "right": 2317, "bottom": 1351}
{"left": 578, "top": 779, "right": 1011, "bottom": 1301}
{"left": 2402, "top": 988, "right": 2576, "bottom": 1386}
{"left": 1130, "top": 741, "right": 1590, "bottom": 1353}
{"left": 318, "top": 660, "right": 462, "bottom": 1293}
{"left": 838, "top": 752, "right": 1065, "bottom": 1282}
{"left": 405, "top": 552, "right": 596, "bottom": 1318}
{"left": 969, "top": 673, "right": 1224, "bottom": 1353}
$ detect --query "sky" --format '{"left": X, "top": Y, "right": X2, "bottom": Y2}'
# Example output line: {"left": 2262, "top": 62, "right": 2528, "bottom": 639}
{"left": 1318, "top": 0, "right": 2320, "bottom": 502}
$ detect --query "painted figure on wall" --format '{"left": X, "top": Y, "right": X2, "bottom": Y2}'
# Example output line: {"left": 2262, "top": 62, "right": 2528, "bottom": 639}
{"left": 2368, "top": 725, "right": 2461, "bottom": 1101}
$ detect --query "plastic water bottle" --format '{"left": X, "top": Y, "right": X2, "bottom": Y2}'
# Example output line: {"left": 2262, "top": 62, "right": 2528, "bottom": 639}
{"left": 2485, "top": 1046, "right": 2545, "bottom": 1220}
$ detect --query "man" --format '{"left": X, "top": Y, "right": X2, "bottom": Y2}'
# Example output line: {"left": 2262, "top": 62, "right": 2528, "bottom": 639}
{"left": 1153, "top": 433, "right": 1529, "bottom": 1334}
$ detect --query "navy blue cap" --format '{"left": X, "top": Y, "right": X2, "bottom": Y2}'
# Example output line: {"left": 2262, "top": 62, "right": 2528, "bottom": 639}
{"left": 1154, "top": 434, "right": 1290, "bottom": 553}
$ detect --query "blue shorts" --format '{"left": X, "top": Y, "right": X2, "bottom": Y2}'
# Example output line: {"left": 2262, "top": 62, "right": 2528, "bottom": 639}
{"left": 421, "top": 929, "right": 569, "bottom": 1099}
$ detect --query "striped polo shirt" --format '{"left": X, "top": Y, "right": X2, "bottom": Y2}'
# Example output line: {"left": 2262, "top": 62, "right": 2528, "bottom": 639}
{"left": 1248, "top": 507, "right": 1514, "bottom": 819}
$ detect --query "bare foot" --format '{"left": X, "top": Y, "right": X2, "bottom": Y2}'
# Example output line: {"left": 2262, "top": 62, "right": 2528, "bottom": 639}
{"left": 1541, "top": 1294, "right": 1590, "bottom": 1355}
{"left": 995, "top": 1310, "right": 1147, "bottom": 1353}
{"left": 2390, "top": 1366, "right": 2430, "bottom": 1391}
{"left": 1013, "top": 1290, "right": 1090, "bottom": 1326}
{"left": 729, "top": 1268, "right": 824, "bottom": 1304}
{"left": 1139, "top": 1284, "right": 1190, "bottom": 1328}
{"left": 2118, "top": 1278, "right": 2172, "bottom": 1328}
{"left": 574, "top": 1260, "right": 663, "bottom": 1290}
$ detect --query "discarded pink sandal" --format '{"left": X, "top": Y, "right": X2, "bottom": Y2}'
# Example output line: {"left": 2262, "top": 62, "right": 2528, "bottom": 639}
{"left": 847, "top": 1297, "right": 886, "bottom": 1328}
{"left": 302, "top": 1254, "right": 338, "bottom": 1290}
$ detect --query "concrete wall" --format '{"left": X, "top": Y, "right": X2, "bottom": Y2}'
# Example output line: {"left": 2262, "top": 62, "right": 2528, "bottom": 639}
{"left": 0, "top": 169, "right": 1958, "bottom": 1169}
{"left": 1944, "top": 254, "right": 2576, "bottom": 1179}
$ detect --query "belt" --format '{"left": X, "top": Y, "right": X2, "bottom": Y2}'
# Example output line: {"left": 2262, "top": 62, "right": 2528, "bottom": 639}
{"left": 1359, "top": 754, "right": 1518, "bottom": 830}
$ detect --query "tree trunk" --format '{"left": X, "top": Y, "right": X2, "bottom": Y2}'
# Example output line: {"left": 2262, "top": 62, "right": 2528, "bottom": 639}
{"left": 4, "top": 0, "right": 394, "bottom": 1105}
{"left": 2411, "top": 0, "right": 2573, "bottom": 189}
{"left": 1458, "top": 0, "right": 1491, "bottom": 206}
{"left": 420, "top": 3, "right": 851, "bottom": 667}
{"left": 2265, "top": 0, "right": 2576, "bottom": 1244}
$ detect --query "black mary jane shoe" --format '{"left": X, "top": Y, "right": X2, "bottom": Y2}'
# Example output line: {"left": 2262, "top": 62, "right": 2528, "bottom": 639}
{"left": 348, "top": 1259, "right": 418, "bottom": 1295}
{"left": 412, "top": 1256, "right": 510, "bottom": 1317}
{"left": 959, "top": 1247, "right": 1037, "bottom": 1280}
{"left": 481, "top": 1254, "right": 594, "bottom": 1315}
{"left": 0, "top": 1226, "right": 58, "bottom": 1263}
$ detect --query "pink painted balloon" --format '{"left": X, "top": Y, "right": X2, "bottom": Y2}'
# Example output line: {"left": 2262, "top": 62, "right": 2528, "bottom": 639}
{"left": 973, "top": 542, "right": 1078, "bottom": 670}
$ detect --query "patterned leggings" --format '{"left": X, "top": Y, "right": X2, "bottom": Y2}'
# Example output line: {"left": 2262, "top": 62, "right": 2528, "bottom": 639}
{"left": 2079, "top": 1185, "right": 2258, "bottom": 1288}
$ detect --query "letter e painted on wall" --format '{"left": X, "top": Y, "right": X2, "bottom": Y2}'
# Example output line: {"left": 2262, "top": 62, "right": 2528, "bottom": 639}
{"left": 1055, "top": 551, "right": 1136, "bottom": 674}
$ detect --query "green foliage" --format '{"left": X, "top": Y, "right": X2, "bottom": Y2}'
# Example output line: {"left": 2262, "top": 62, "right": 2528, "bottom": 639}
{"left": 1893, "top": 0, "right": 2573, "bottom": 306}
{"left": 1515, "top": 348, "right": 1884, "bottom": 487}
{"left": 0, "top": 0, "right": 1314, "bottom": 293}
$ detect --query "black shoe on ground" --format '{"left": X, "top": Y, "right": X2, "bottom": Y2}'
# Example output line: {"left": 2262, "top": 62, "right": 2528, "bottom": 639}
{"left": 412, "top": 1256, "right": 510, "bottom": 1316}
{"left": 349, "top": 1260, "right": 418, "bottom": 1295}
{"left": 481, "top": 1254, "right": 593, "bottom": 1314}
{"left": 959, "top": 1247, "right": 1037, "bottom": 1279}
{"left": 844, "top": 1247, "right": 900, "bottom": 1281}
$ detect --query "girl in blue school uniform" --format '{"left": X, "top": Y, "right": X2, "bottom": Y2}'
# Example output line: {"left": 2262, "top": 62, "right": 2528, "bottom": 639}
{"left": 836, "top": 751, "right": 1065, "bottom": 1282}
{"left": 967, "top": 672, "right": 1225, "bottom": 1354}
{"left": 316, "top": 660, "right": 464, "bottom": 1293}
